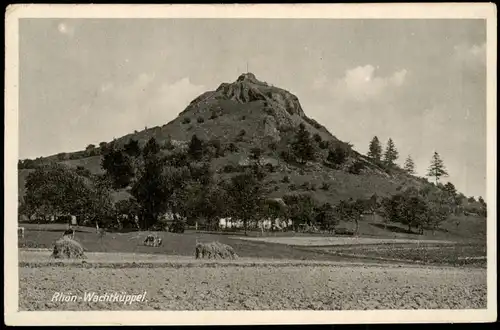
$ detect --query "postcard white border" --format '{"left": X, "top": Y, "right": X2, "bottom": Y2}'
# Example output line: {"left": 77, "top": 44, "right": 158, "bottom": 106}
{"left": 4, "top": 3, "right": 497, "bottom": 325}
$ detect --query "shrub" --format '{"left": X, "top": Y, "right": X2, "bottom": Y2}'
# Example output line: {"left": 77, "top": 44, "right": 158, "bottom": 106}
{"left": 51, "top": 237, "right": 86, "bottom": 259}
{"left": 313, "top": 133, "right": 322, "bottom": 143}
{"left": 222, "top": 164, "right": 237, "bottom": 173}
{"left": 310, "top": 183, "right": 316, "bottom": 191}
{"left": 241, "top": 115, "right": 246, "bottom": 120}
{"left": 303, "top": 116, "right": 322, "bottom": 129}
{"left": 197, "top": 116, "right": 205, "bottom": 123}
{"left": 327, "top": 147, "right": 348, "bottom": 167}
{"left": 320, "top": 182, "right": 330, "bottom": 191}
{"left": 268, "top": 142, "right": 277, "bottom": 151}
{"left": 282, "top": 175, "right": 290, "bottom": 183}
{"left": 168, "top": 220, "right": 186, "bottom": 233}
{"left": 238, "top": 129, "right": 246, "bottom": 137}
{"left": 274, "top": 185, "right": 280, "bottom": 191}
{"left": 289, "top": 184, "right": 297, "bottom": 191}
{"left": 227, "top": 143, "right": 239, "bottom": 153}
{"left": 319, "top": 140, "right": 329, "bottom": 150}
{"left": 209, "top": 111, "right": 218, "bottom": 120}
{"left": 182, "top": 117, "right": 191, "bottom": 124}
{"left": 265, "top": 163, "right": 275, "bottom": 173}
{"left": 348, "top": 161, "right": 365, "bottom": 175}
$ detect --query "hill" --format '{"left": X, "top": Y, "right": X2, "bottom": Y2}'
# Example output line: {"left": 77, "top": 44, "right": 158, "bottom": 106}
{"left": 18, "top": 73, "right": 452, "bottom": 204}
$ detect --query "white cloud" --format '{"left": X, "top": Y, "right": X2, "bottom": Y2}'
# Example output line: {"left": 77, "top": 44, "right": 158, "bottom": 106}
{"left": 332, "top": 65, "right": 408, "bottom": 102}
{"left": 155, "top": 77, "right": 206, "bottom": 112}
{"left": 57, "top": 22, "right": 75, "bottom": 37}
{"left": 453, "top": 42, "right": 486, "bottom": 69}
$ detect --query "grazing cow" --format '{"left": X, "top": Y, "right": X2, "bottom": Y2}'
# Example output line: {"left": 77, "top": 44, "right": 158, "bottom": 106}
{"left": 62, "top": 228, "right": 75, "bottom": 239}
{"left": 18, "top": 227, "right": 25, "bottom": 238}
{"left": 144, "top": 234, "right": 162, "bottom": 247}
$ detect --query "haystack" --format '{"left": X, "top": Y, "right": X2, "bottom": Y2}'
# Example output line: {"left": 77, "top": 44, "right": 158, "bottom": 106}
{"left": 51, "top": 236, "right": 86, "bottom": 259}
{"left": 195, "top": 241, "right": 238, "bottom": 260}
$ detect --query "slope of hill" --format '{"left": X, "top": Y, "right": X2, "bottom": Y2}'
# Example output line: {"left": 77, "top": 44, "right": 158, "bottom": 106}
{"left": 19, "top": 73, "right": 435, "bottom": 203}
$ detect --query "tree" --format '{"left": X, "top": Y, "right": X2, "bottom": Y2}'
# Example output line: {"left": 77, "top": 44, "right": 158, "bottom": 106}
{"left": 327, "top": 146, "right": 348, "bottom": 167}
{"left": 188, "top": 134, "right": 204, "bottom": 161}
{"left": 123, "top": 139, "right": 141, "bottom": 157}
{"left": 225, "top": 171, "right": 264, "bottom": 235}
{"left": 335, "top": 198, "right": 364, "bottom": 235}
{"left": 131, "top": 160, "right": 170, "bottom": 229}
{"left": 22, "top": 163, "right": 113, "bottom": 225}
{"left": 292, "top": 123, "right": 315, "bottom": 164}
{"left": 142, "top": 137, "right": 161, "bottom": 159}
{"left": 367, "top": 136, "right": 382, "bottom": 161}
{"left": 427, "top": 151, "right": 448, "bottom": 184}
{"left": 283, "top": 193, "right": 318, "bottom": 231}
{"left": 404, "top": 155, "right": 416, "bottom": 174}
{"left": 383, "top": 138, "right": 399, "bottom": 166}
{"left": 101, "top": 149, "right": 134, "bottom": 189}
{"left": 130, "top": 139, "right": 170, "bottom": 229}
{"left": 115, "top": 198, "right": 141, "bottom": 229}
{"left": 443, "top": 182, "right": 457, "bottom": 196}
{"left": 314, "top": 202, "right": 338, "bottom": 232}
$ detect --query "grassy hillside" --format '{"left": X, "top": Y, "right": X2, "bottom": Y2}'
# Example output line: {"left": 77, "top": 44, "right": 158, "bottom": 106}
{"left": 17, "top": 73, "right": 474, "bottom": 213}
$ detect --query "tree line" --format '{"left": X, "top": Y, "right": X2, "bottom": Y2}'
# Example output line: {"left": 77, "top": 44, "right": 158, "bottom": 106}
{"left": 367, "top": 136, "right": 452, "bottom": 184}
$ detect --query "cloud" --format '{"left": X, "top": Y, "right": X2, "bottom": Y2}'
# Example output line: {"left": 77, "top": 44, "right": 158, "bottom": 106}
{"left": 332, "top": 65, "right": 408, "bottom": 102}
{"left": 453, "top": 42, "right": 486, "bottom": 69}
{"left": 57, "top": 22, "right": 75, "bottom": 37}
{"left": 154, "top": 77, "right": 206, "bottom": 113}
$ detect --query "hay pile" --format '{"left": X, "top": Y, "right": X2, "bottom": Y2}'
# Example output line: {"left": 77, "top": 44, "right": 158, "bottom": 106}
{"left": 50, "top": 236, "right": 86, "bottom": 259}
{"left": 195, "top": 241, "right": 238, "bottom": 260}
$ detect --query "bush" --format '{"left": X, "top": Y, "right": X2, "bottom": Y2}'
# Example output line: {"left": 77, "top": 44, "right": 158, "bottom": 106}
{"left": 265, "top": 163, "right": 275, "bottom": 173}
{"left": 320, "top": 182, "right": 330, "bottom": 191}
{"left": 236, "top": 129, "right": 246, "bottom": 142}
{"left": 289, "top": 184, "right": 297, "bottom": 191}
{"left": 209, "top": 111, "right": 218, "bottom": 120}
{"left": 313, "top": 133, "right": 322, "bottom": 143}
{"left": 222, "top": 164, "right": 238, "bottom": 173}
{"left": 319, "top": 140, "right": 329, "bottom": 149}
{"left": 197, "top": 116, "right": 205, "bottom": 123}
{"left": 348, "top": 161, "right": 365, "bottom": 175}
{"left": 241, "top": 115, "right": 246, "bottom": 120}
{"left": 51, "top": 237, "right": 86, "bottom": 259}
{"left": 168, "top": 220, "right": 186, "bottom": 233}
{"left": 268, "top": 142, "right": 277, "bottom": 151}
{"left": 327, "top": 147, "right": 348, "bottom": 167}
{"left": 303, "top": 117, "right": 322, "bottom": 129}
{"left": 182, "top": 117, "right": 191, "bottom": 124}
{"left": 227, "top": 143, "right": 239, "bottom": 153}
{"left": 282, "top": 175, "right": 290, "bottom": 183}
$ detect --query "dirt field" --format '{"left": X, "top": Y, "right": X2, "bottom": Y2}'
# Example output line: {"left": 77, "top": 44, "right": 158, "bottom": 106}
{"left": 233, "top": 236, "right": 455, "bottom": 246}
{"left": 19, "top": 260, "right": 486, "bottom": 311}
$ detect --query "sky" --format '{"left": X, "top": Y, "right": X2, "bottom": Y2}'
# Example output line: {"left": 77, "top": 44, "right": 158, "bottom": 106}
{"left": 19, "top": 19, "right": 487, "bottom": 198}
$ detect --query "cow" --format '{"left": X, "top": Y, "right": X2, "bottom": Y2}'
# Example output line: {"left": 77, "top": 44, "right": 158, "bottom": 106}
{"left": 62, "top": 228, "right": 75, "bottom": 239}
